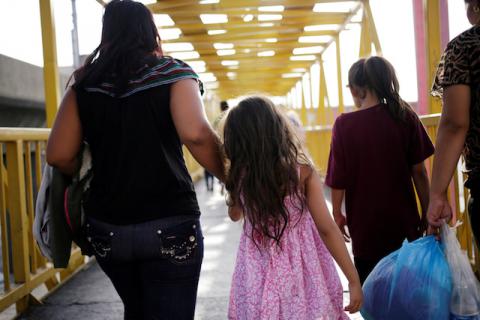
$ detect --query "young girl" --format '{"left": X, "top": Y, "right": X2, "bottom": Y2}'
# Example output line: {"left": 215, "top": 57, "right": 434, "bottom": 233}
{"left": 326, "top": 56, "right": 434, "bottom": 284}
{"left": 224, "top": 96, "right": 362, "bottom": 320}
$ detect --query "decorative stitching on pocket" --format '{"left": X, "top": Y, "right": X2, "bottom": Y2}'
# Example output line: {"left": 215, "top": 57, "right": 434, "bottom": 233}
{"left": 86, "top": 224, "right": 113, "bottom": 259}
{"left": 157, "top": 223, "right": 199, "bottom": 265}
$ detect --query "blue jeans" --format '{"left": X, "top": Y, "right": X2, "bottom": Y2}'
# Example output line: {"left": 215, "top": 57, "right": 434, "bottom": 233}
{"left": 86, "top": 216, "right": 203, "bottom": 320}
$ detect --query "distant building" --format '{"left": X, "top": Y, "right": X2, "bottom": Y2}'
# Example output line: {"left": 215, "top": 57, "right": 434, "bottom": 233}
{"left": 0, "top": 54, "right": 71, "bottom": 127}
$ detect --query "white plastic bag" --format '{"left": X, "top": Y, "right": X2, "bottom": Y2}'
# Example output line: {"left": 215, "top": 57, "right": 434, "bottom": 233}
{"left": 441, "top": 222, "right": 480, "bottom": 319}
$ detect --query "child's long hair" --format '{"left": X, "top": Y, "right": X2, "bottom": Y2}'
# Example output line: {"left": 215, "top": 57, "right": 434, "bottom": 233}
{"left": 224, "top": 96, "right": 312, "bottom": 247}
{"left": 348, "top": 56, "right": 413, "bottom": 122}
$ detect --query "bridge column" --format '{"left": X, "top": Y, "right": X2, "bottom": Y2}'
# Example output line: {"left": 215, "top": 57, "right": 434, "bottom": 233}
{"left": 335, "top": 34, "right": 344, "bottom": 116}
{"left": 296, "top": 81, "right": 307, "bottom": 125}
{"left": 39, "top": 0, "right": 61, "bottom": 128}
{"left": 359, "top": 0, "right": 382, "bottom": 57}
{"left": 317, "top": 58, "right": 328, "bottom": 126}
{"left": 302, "top": 73, "right": 312, "bottom": 126}
{"left": 413, "top": 0, "right": 428, "bottom": 114}
{"left": 420, "top": 0, "right": 449, "bottom": 114}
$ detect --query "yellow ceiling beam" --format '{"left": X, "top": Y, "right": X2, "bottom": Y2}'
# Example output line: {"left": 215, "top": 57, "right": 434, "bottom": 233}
{"left": 165, "top": 8, "right": 346, "bottom": 18}
{"left": 191, "top": 44, "right": 323, "bottom": 55}
{"left": 167, "top": 31, "right": 337, "bottom": 46}
{"left": 165, "top": 30, "right": 336, "bottom": 43}
{"left": 147, "top": 0, "right": 362, "bottom": 98}
{"left": 201, "top": 52, "right": 319, "bottom": 62}
{"left": 148, "top": 0, "right": 198, "bottom": 11}
{"left": 163, "top": 15, "right": 348, "bottom": 31}
{"left": 151, "top": 0, "right": 361, "bottom": 12}
{"left": 204, "top": 63, "right": 313, "bottom": 71}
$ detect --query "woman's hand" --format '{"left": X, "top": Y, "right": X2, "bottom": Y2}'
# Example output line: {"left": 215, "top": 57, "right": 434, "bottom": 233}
{"left": 427, "top": 193, "right": 453, "bottom": 231}
{"left": 228, "top": 205, "right": 243, "bottom": 222}
{"left": 345, "top": 281, "right": 363, "bottom": 314}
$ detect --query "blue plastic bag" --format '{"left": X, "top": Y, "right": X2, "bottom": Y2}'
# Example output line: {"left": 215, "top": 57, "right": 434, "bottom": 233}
{"left": 361, "top": 236, "right": 453, "bottom": 320}
{"left": 359, "top": 251, "right": 398, "bottom": 319}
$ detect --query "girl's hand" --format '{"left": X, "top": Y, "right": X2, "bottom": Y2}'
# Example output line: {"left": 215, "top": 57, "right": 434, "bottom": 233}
{"left": 333, "top": 212, "right": 350, "bottom": 242}
{"left": 344, "top": 281, "right": 363, "bottom": 314}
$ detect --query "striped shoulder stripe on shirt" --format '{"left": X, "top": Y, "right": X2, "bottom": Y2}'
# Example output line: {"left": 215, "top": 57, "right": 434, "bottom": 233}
{"left": 84, "top": 56, "right": 204, "bottom": 98}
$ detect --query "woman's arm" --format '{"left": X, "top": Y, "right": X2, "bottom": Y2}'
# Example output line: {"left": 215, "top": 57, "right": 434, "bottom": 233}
{"left": 170, "top": 79, "right": 225, "bottom": 181}
{"left": 46, "top": 88, "right": 83, "bottom": 175}
{"left": 305, "top": 167, "right": 362, "bottom": 312}
{"left": 427, "top": 85, "right": 470, "bottom": 228}
{"left": 411, "top": 162, "right": 430, "bottom": 228}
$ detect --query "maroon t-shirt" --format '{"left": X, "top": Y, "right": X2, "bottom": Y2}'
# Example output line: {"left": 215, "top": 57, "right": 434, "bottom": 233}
{"left": 325, "top": 104, "right": 434, "bottom": 260}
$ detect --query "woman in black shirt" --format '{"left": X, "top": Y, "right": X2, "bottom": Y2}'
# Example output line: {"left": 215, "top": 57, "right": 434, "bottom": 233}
{"left": 46, "top": 1, "right": 224, "bottom": 319}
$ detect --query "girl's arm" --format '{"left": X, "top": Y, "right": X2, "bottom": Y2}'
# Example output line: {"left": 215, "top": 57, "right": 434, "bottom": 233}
{"left": 411, "top": 162, "right": 430, "bottom": 229}
{"left": 303, "top": 167, "right": 362, "bottom": 313}
{"left": 46, "top": 87, "right": 83, "bottom": 175}
{"left": 427, "top": 85, "right": 470, "bottom": 228}
{"left": 170, "top": 79, "right": 225, "bottom": 181}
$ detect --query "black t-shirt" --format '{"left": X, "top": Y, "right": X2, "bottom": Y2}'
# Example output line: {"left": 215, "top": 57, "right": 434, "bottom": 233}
{"left": 75, "top": 57, "right": 201, "bottom": 225}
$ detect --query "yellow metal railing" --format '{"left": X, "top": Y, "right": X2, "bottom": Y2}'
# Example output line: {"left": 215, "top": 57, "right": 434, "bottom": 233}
{"left": 305, "top": 113, "right": 479, "bottom": 270}
{"left": 0, "top": 128, "right": 85, "bottom": 315}
{"left": 0, "top": 128, "right": 203, "bottom": 316}
{"left": 305, "top": 124, "right": 333, "bottom": 174}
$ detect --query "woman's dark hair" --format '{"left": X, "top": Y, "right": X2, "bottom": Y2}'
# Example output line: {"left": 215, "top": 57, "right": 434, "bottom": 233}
{"left": 348, "top": 56, "right": 412, "bottom": 121}
{"left": 224, "top": 96, "right": 312, "bottom": 248}
{"left": 73, "top": 0, "right": 162, "bottom": 94}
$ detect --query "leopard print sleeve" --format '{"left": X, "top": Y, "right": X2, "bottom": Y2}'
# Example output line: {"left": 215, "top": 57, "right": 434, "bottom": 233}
{"left": 432, "top": 30, "right": 472, "bottom": 98}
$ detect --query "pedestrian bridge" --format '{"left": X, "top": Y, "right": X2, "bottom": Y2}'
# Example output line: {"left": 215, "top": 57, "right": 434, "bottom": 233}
{"left": 0, "top": 0, "right": 477, "bottom": 319}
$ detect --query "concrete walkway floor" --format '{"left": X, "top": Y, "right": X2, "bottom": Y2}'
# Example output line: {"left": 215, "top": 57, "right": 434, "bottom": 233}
{"left": 18, "top": 180, "right": 362, "bottom": 320}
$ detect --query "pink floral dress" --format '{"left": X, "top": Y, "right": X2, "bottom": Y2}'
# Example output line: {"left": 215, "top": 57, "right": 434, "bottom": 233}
{"left": 228, "top": 196, "right": 349, "bottom": 320}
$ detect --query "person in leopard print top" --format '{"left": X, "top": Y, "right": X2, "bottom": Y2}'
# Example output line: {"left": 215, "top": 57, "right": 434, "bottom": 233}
{"left": 428, "top": 0, "right": 480, "bottom": 243}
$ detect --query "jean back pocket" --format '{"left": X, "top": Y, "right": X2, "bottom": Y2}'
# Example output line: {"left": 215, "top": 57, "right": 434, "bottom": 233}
{"left": 157, "top": 221, "right": 202, "bottom": 265}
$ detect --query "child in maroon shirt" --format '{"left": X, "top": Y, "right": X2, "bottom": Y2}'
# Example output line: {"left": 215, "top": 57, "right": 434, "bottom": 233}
{"left": 325, "top": 56, "right": 434, "bottom": 284}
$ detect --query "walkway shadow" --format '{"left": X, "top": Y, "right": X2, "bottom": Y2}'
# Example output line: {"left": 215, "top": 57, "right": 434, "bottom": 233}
{"left": 194, "top": 179, "right": 242, "bottom": 320}
{"left": 18, "top": 262, "right": 122, "bottom": 320}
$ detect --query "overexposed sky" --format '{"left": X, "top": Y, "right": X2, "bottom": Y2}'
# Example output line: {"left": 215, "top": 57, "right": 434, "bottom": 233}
{"left": 0, "top": 0, "right": 474, "bottom": 104}
{"left": 0, "top": 0, "right": 103, "bottom": 67}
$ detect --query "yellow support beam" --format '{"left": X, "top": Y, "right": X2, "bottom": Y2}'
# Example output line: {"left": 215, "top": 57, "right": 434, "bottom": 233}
{"left": 424, "top": 0, "right": 442, "bottom": 114}
{"left": 359, "top": 8, "right": 372, "bottom": 57}
{"left": 317, "top": 58, "right": 328, "bottom": 126}
{"left": 363, "top": 0, "right": 382, "bottom": 55}
{"left": 335, "top": 34, "right": 345, "bottom": 115}
{"left": 39, "top": 0, "right": 60, "bottom": 128}
{"left": 6, "top": 141, "right": 31, "bottom": 313}
{"left": 0, "top": 145, "right": 10, "bottom": 293}
{"left": 299, "top": 80, "right": 308, "bottom": 126}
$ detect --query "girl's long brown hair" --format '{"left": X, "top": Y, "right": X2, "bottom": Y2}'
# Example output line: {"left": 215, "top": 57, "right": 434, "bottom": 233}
{"left": 224, "top": 96, "right": 312, "bottom": 247}
{"left": 348, "top": 56, "right": 413, "bottom": 122}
